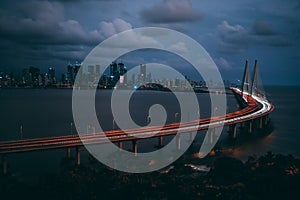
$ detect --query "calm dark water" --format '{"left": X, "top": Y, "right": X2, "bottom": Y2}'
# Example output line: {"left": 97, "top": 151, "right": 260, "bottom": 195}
{"left": 0, "top": 87, "right": 299, "bottom": 176}
{"left": 231, "top": 86, "right": 300, "bottom": 159}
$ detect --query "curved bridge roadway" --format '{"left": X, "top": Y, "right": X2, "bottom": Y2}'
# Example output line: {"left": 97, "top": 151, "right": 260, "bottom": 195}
{"left": 0, "top": 88, "right": 274, "bottom": 155}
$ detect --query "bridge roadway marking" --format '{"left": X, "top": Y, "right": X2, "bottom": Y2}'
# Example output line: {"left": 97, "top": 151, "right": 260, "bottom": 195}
{"left": 0, "top": 88, "right": 274, "bottom": 154}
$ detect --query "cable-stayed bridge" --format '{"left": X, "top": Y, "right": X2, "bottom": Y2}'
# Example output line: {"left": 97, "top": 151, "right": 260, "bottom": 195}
{"left": 0, "top": 60, "right": 274, "bottom": 175}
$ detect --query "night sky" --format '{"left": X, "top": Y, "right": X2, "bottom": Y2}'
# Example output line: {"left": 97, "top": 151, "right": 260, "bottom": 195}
{"left": 0, "top": 0, "right": 299, "bottom": 85}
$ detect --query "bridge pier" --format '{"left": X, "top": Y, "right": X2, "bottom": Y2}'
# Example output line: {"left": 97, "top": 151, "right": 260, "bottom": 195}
{"left": 132, "top": 140, "right": 138, "bottom": 156}
{"left": 76, "top": 147, "right": 81, "bottom": 166}
{"left": 118, "top": 141, "right": 123, "bottom": 151}
{"left": 2, "top": 155, "right": 7, "bottom": 176}
{"left": 259, "top": 117, "right": 263, "bottom": 129}
{"left": 229, "top": 124, "right": 237, "bottom": 139}
{"left": 67, "top": 147, "right": 71, "bottom": 158}
{"left": 158, "top": 136, "right": 163, "bottom": 147}
{"left": 209, "top": 128, "right": 215, "bottom": 144}
{"left": 248, "top": 120, "right": 253, "bottom": 133}
{"left": 176, "top": 134, "right": 181, "bottom": 150}
{"left": 240, "top": 122, "right": 244, "bottom": 129}
{"left": 265, "top": 115, "right": 269, "bottom": 125}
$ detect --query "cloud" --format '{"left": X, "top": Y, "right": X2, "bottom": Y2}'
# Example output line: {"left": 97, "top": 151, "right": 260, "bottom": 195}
{"left": 217, "top": 20, "right": 291, "bottom": 54}
{"left": 140, "top": 0, "right": 201, "bottom": 23}
{"left": 266, "top": 37, "right": 291, "bottom": 47}
{"left": 167, "top": 42, "right": 188, "bottom": 55}
{"left": 0, "top": 1, "right": 100, "bottom": 45}
{"left": 0, "top": 1, "right": 133, "bottom": 46}
{"left": 98, "top": 18, "right": 132, "bottom": 39}
{"left": 214, "top": 57, "right": 232, "bottom": 70}
{"left": 217, "top": 21, "right": 251, "bottom": 54}
{"left": 0, "top": 0, "right": 135, "bottom": 70}
{"left": 252, "top": 20, "right": 276, "bottom": 35}
{"left": 217, "top": 21, "right": 251, "bottom": 45}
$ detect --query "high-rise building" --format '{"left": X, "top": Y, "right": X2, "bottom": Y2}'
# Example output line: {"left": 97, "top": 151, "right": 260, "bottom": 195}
{"left": 48, "top": 67, "right": 56, "bottom": 85}
{"left": 67, "top": 64, "right": 73, "bottom": 84}
{"left": 29, "top": 67, "right": 40, "bottom": 86}
{"left": 118, "top": 63, "right": 126, "bottom": 75}
{"left": 61, "top": 74, "right": 66, "bottom": 84}
{"left": 88, "top": 65, "right": 95, "bottom": 75}
{"left": 110, "top": 62, "right": 118, "bottom": 77}
{"left": 118, "top": 62, "right": 127, "bottom": 84}
{"left": 66, "top": 62, "right": 82, "bottom": 85}
{"left": 140, "top": 64, "right": 146, "bottom": 83}
{"left": 73, "top": 63, "right": 81, "bottom": 78}
{"left": 22, "top": 68, "right": 30, "bottom": 85}
{"left": 96, "top": 65, "right": 101, "bottom": 75}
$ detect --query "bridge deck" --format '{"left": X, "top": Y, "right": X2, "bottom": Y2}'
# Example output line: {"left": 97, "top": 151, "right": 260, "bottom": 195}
{"left": 0, "top": 88, "right": 274, "bottom": 154}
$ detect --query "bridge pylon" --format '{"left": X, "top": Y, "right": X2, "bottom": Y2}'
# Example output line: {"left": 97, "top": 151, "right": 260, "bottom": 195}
{"left": 241, "top": 60, "right": 251, "bottom": 97}
{"left": 241, "top": 59, "right": 266, "bottom": 100}
{"left": 251, "top": 60, "right": 266, "bottom": 100}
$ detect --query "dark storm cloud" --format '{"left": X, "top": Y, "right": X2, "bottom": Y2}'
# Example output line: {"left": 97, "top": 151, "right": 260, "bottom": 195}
{"left": 217, "top": 21, "right": 251, "bottom": 54}
{"left": 140, "top": 0, "right": 201, "bottom": 23}
{"left": 252, "top": 20, "right": 276, "bottom": 36}
{"left": 218, "top": 21, "right": 251, "bottom": 45}
{"left": 0, "top": 0, "right": 133, "bottom": 70}
{"left": 49, "top": 0, "right": 115, "bottom": 2}
{"left": 0, "top": 1, "right": 102, "bottom": 46}
{"left": 217, "top": 20, "right": 291, "bottom": 54}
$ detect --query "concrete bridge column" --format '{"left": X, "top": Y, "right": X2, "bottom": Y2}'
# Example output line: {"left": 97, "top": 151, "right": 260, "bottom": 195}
{"left": 118, "top": 141, "right": 123, "bottom": 151}
{"left": 229, "top": 124, "right": 237, "bottom": 139}
{"left": 132, "top": 140, "right": 138, "bottom": 156}
{"left": 2, "top": 155, "right": 7, "bottom": 176}
{"left": 158, "top": 136, "right": 163, "bottom": 147}
{"left": 67, "top": 147, "right": 71, "bottom": 158}
{"left": 248, "top": 120, "right": 253, "bottom": 133}
{"left": 259, "top": 117, "right": 263, "bottom": 129}
{"left": 240, "top": 122, "right": 244, "bottom": 129}
{"left": 76, "top": 147, "right": 81, "bottom": 166}
{"left": 265, "top": 115, "right": 269, "bottom": 125}
{"left": 209, "top": 128, "right": 215, "bottom": 144}
{"left": 176, "top": 134, "right": 181, "bottom": 150}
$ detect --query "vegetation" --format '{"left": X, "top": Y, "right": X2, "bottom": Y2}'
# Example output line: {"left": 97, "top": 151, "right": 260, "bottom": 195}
{"left": 1, "top": 152, "right": 299, "bottom": 200}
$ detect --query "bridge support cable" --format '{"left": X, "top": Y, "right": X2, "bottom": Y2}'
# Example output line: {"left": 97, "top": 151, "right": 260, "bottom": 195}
{"left": 251, "top": 60, "right": 266, "bottom": 100}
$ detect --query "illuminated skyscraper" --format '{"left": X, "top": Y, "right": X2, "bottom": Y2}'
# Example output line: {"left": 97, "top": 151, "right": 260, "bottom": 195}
{"left": 48, "top": 67, "right": 56, "bottom": 85}
{"left": 140, "top": 64, "right": 146, "bottom": 83}
{"left": 96, "top": 65, "right": 101, "bottom": 75}
{"left": 118, "top": 62, "right": 127, "bottom": 84}
{"left": 67, "top": 64, "right": 73, "bottom": 84}
{"left": 110, "top": 62, "right": 118, "bottom": 77}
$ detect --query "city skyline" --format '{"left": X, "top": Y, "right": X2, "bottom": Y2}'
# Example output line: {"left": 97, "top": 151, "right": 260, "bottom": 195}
{"left": 0, "top": 0, "right": 299, "bottom": 85}
{"left": 1, "top": 61, "right": 225, "bottom": 89}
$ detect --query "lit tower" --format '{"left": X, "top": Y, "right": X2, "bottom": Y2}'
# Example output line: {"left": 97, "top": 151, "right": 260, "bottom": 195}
{"left": 241, "top": 60, "right": 251, "bottom": 95}
{"left": 140, "top": 64, "right": 146, "bottom": 83}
